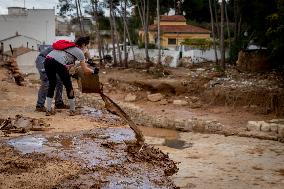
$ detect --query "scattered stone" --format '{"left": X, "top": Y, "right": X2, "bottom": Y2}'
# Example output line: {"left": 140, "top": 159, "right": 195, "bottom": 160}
{"left": 247, "top": 121, "right": 261, "bottom": 131}
{"left": 260, "top": 122, "right": 271, "bottom": 132}
{"left": 189, "top": 96, "right": 199, "bottom": 103}
{"left": 173, "top": 100, "right": 188, "bottom": 106}
{"left": 159, "top": 99, "right": 168, "bottom": 105}
{"left": 270, "top": 123, "right": 279, "bottom": 133}
{"left": 147, "top": 93, "right": 164, "bottom": 102}
{"left": 190, "top": 102, "right": 202, "bottom": 109}
{"left": 124, "top": 93, "right": 137, "bottom": 102}
{"left": 269, "top": 119, "right": 284, "bottom": 124}
{"left": 278, "top": 125, "right": 284, "bottom": 138}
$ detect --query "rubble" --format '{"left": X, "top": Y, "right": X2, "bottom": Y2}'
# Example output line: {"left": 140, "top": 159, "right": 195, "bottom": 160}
{"left": 124, "top": 93, "right": 137, "bottom": 102}
{"left": 246, "top": 119, "right": 284, "bottom": 138}
{"left": 173, "top": 100, "right": 188, "bottom": 106}
{"left": 147, "top": 93, "right": 164, "bottom": 102}
{"left": 0, "top": 115, "right": 50, "bottom": 134}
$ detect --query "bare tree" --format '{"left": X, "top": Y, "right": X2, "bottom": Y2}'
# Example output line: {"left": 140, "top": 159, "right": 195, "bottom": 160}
{"left": 109, "top": 0, "right": 117, "bottom": 66}
{"left": 75, "top": 0, "right": 83, "bottom": 35}
{"left": 233, "top": 0, "right": 240, "bottom": 41}
{"left": 209, "top": 0, "right": 218, "bottom": 65}
{"left": 224, "top": 0, "right": 231, "bottom": 50}
{"left": 91, "top": 0, "right": 102, "bottom": 60}
{"left": 220, "top": 0, "right": 225, "bottom": 70}
{"left": 123, "top": 0, "right": 128, "bottom": 67}
{"left": 118, "top": 10, "right": 136, "bottom": 62}
{"left": 136, "top": 0, "right": 150, "bottom": 63}
{"left": 157, "top": 0, "right": 161, "bottom": 65}
{"left": 213, "top": 0, "right": 220, "bottom": 39}
{"left": 113, "top": 11, "right": 123, "bottom": 66}
{"left": 78, "top": 0, "right": 86, "bottom": 34}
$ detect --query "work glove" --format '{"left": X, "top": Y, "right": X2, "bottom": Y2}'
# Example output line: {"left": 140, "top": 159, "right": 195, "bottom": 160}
{"left": 86, "top": 59, "right": 95, "bottom": 66}
{"left": 93, "top": 67, "right": 100, "bottom": 75}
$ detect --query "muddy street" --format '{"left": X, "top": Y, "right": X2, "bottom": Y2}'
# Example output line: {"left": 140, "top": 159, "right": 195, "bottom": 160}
{"left": 142, "top": 126, "right": 284, "bottom": 189}
{"left": 0, "top": 63, "right": 284, "bottom": 189}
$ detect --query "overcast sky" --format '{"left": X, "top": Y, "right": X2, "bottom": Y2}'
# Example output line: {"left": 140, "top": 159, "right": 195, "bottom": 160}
{"left": 0, "top": 0, "right": 59, "bottom": 14}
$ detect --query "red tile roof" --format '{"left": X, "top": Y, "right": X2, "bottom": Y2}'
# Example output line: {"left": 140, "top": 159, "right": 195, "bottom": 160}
{"left": 160, "top": 15, "right": 186, "bottom": 22}
{"left": 148, "top": 24, "right": 211, "bottom": 34}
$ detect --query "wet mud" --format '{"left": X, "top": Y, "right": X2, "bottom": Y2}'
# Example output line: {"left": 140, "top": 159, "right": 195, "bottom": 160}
{"left": 3, "top": 127, "right": 178, "bottom": 189}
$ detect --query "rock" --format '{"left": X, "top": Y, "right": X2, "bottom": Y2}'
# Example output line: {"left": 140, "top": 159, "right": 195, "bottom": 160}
{"left": 269, "top": 123, "right": 278, "bottom": 133}
{"left": 247, "top": 121, "right": 261, "bottom": 131}
{"left": 147, "top": 93, "right": 163, "bottom": 102}
{"left": 260, "top": 122, "right": 271, "bottom": 132}
{"left": 278, "top": 125, "right": 284, "bottom": 138}
{"left": 190, "top": 102, "right": 202, "bottom": 109}
{"left": 159, "top": 99, "right": 168, "bottom": 105}
{"left": 173, "top": 100, "right": 188, "bottom": 106}
{"left": 268, "top": 119, "right": 284, "bottom": 124}
{"left": 189, "top": 96, "right": 199, "bottom": 103}
{"left": 124, "top": 93, "right": 137, "bottom": 102}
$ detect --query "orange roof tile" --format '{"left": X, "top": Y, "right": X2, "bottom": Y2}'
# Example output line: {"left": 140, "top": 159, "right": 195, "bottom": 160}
{"left": 148, "top": 24, "right": 211, "bottom": 34}
{"left": 160, "top": 15, "right": 186, "bottom": 22}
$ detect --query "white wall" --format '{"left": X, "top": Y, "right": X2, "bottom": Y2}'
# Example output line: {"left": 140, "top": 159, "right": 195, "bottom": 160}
{"left": 109, "top": 46, "right": 229, "bottom": 67}
{"left": 17, "top": 51, "right": 39, "bottom": 74}
{"left": 0, "top": 9, "right": 55, "bottom": 44}
{"left": 1, "top": 35, "right": 41, "bottom": 52}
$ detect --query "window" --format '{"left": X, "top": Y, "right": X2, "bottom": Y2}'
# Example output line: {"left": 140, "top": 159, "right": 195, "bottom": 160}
{"left": 168, "top": 38, "right": 177, "bottom": 45}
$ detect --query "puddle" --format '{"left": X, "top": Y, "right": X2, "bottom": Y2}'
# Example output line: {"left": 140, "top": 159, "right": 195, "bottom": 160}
{"left": 79, "top": 106, "right": 120, "bottom": 120}
{"left": 138, "top": 126, "right": 192, "bottom": 149}
{"left": 8, "top": 136, "right": 53, "bottom": 154}
{"left": 163, "top": 139, "right": 192, "bottom": 149}
{"left": 79, "top": 106, "right": 103, "bottom": 118}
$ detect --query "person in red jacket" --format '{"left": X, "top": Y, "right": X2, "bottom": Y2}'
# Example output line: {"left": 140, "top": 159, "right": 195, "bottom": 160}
{"left": 44, "top": 36, "right": 94, "bottom": 116}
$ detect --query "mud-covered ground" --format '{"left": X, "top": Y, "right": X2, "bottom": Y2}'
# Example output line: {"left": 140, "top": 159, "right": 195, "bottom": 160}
{"left": 99, "top": 66, "right": 284, "bottom": 134}
{"left": 1, "top": 63, "right": 284, "bottom": 189}
{"left": 0, "top": 67, "right": 178, "bottom": 189}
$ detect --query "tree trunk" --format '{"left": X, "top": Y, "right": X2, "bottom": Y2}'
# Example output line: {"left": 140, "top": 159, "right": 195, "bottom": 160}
{"left": 145, "top": 0, "right": 150, "bottom": 63}
{"left": 225, "top": 0, "right": 231, "bottom": 50}
{"left": 109, "top": 1, "right": 117, "bottom": 66}
{"left": 234, "top": 0, "right": 238, "bottom": 41}
{"left": 91, "top": 0, "right": 102, "bottom": 61}
{"left": 75, "top": 0, "right": 83, "bottom": 35}
{"left": 157, "top": 0, "right": 161, "bottom": 65}
{"left": 119, "top": 11, "right": 136, "bottom": 62}
{"left": 220, "top": 0, "right": 225, "bottom": 70}
{"left": 213, "top": 0, "right": 220, "bottom": 39}
{"left": 78, "top": 0, "right": 85, "bottom": 34}
{"left": 113, "top": 12, "right": 122, "bottom": 66}
{"left": 123, "top": 0, "right": 128, "bottom": 67}
{"left": 209, "top": 0, "right": 218, "bottom": 65}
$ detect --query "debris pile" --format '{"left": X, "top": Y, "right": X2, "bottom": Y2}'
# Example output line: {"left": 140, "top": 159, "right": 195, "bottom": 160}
{"left": 4, "top": 57, "right": 25, "bottom": 86}
{"left": 0, "top": 115, "right": 50, "bottom": 134}
{"left": 126, "top": 143, "right": 178, "bottom": 176}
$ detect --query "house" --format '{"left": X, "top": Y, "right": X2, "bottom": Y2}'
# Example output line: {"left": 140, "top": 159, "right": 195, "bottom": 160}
{"left": 139, "top": 15, "right": 211, "bottom": 48}
{"left": 0, "top": 33, "right": 41, "bottom": 52}
{"left": 0, "top": 7, "right": 55, "bottom": 45}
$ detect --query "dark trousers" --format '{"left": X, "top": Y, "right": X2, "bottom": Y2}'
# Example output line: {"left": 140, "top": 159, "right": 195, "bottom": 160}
{"left": 44, "top": 58, "right": 74, "bottom": 99}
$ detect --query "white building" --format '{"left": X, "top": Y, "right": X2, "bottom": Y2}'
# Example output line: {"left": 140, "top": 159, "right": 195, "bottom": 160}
{"left": 0, "top": 34, "right": 41, "bottom": 52}
{"left": 0, "top": 7, "right": 55, "bottom": 45}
